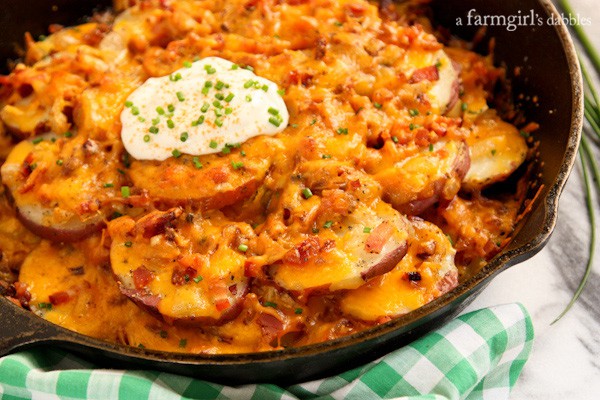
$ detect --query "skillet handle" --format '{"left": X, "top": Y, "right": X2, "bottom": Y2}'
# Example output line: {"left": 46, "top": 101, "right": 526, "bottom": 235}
{"left": 0, "top": 297, "right": 64, "bottom": 356}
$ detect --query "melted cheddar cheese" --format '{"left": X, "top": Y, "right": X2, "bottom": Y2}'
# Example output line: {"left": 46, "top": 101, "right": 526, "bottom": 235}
{"left": 0, "top": 0, "right": 529, "bottom": 353}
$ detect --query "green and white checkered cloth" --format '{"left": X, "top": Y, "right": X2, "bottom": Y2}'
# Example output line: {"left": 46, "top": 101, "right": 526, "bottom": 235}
{"left": 0, "top": 303, "right": 533, "bottom": 400}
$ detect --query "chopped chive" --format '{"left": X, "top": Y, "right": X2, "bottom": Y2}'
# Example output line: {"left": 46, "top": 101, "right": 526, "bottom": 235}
{"left": 312, "top": 227, "right": 320, "bottom": 234}
{"left": 291, "top": 124, "right": 298, "bottom": 128}
{"left": 225, "top": 108, "right": 233, "bottom": 115}
{"left": 245, "top": 95, "right": 252, "bottom": 102}
{"left": 373, "top": 102, "right": 382, "bottom": 109}
{"left": 176, "top": 92, "right": 185, "bottom": 102}
{"left": 321, "top": 154, "right": 331, "bottom": 159}
{"left": 238, "top": 244, "right": 249, "bottom": 252}
{"left": 38, "top": 302, "right": 52, "bottom": 310}
{"left": 121, "top": 186, "right": 131, "bottom": 198}
{"left": 144, "top": 135, "right": 150, "bottom": 142}
{"left": 231, "top": 161, "right": 244, "bottom": 170}
{"left": 167, "top": 119, "right": 175, "bottom": 129}
{"left": 172, "top": 149, "right": 182, "bottom": 158}
{"left": 179, "top": 339, "right": 188, "bottom": 348}
{"left": 261, "top": 84, "right": 269, "bottom": 92}
{"left": 215, "top": 117, "right": 224, "bottom": 127}
{"left": 268, "top": 107, "right": 279, "bottom": 116}
{"left": 429, "top": 143, "right": 434, "bottom": 152}
{"left": 215, "top": 81, "right": 225, "bottom": 90}
{"left": 156, "top": 106, "right": 165, "bottom": 115}
{"left": 215, "top": 93, "right": 224, "bottom": 101}
{"left": 131, "top": 107, "right": 140, "bottom": 116}
{"left": 221, "top": 146, "right": 231, "bottom": 154}
{"left": 244, "top": 80, "right": 254, "bottom": 89}
{"left": 231, "top": 64, "right": 239, "bottom": 70}
{"left": 277, "top": 89, "right": 285, "bottom": 96}
{"left": 409, "top": 123, "right": 419, "bottom": 130}
{"left": 201, "top": 87, "right": 210, "bottom": 95}
{"left": 56, "top": 159, "right": 63, "bottom": 166}
{"left": 138, "top": 343, "right": 145, "bottom": 349}
{"left": 103, "top": 182, "right": 114, "bottom": 188}
{"left": 240, "top": 150, "right": 246, "bottom": 157}
{"left": 64, "top": 131, "right": 73, "bottom": 138}
{"left": 301, "top": 188, "right": 313, "bottom": 199}
{"left": 209, "top": 140, "right": 218, "bottom": 149}
{"left": 180, "top": 132, "right": 189, "bottom": 142}
{"left": 124, "top": 241, "right": 133, "bottom": 247}
{"left": 138, "top": 116, "right": 146, "bottom": 122}
{"left": 192, "top": 115, "right": 205, "bottom": 126}
{"left": 295, "top": 308, "right": 303, "bottom": 315}
{"left": 193, "top": 157, "right": 203, "bottom": 169}
{"left": 409, "top": 108, "right": 419, "bottom": 116}
{"left": 204, "top": 64, "right": 216, "bottom": 74}
{"left": 310, "top": 118, "right": 317, "bottom": 125}
{"left": 214, "top": 108, "right": 223, "bottom": 117}
{"left": 152, "top": 118, "right": 160, "bottom": 125}
{"left": 519, "top": 130, "right": 530, "bottom": 138}
{"left": 213, "top": 100, "right": 223, "bottom": 109}
{"left": 159, "top": 330, "right": 168, "bottom": 338}
{"left": 392, "top": 136, "right": 399, "bottom": 143}
{"left": 168, "top": 104, "right": 175, "bottom": 113}
{"left": 32, "top": 137, "right": 44, "bottom": 144}
{"left": 363, "top": 227, "right": 372, "bottom": 233}
{"left": 491, "top": 149, "right": 497, "bottom": 156}
{"left": 125, "top": 100, "right": 133, "bottom": 107}
{"left": 224, "top": 93, "right": 234, "bottom": 102}
{"left": 334, "top": 20, "right": 343, "bottom": 27}
{"left": 149, "top": 126, "right": 159, "bottom": 134}
{"left": 336, "top": 127, "right": 348, "bottom": 135}
{"left": 323, "top": 220, "right": 333, "bottom": 229}
{"left": 269, "top": 117, "right": 281, "bottom": 127}
{"left": 243, "top": 65, "right": 254, "bottom": 71}
{"left": 183, "top": 61, "right": 192, "bottom": 68}
{"left": 263, "top": 301, "right": 277, "bottom": 308}
{"left": 193, "top": 275, "right": 203, "bottom": 283}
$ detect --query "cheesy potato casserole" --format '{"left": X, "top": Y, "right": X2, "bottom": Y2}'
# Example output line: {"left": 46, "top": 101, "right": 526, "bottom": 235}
{"left": 0, "top": 0, "right": 530, "bottom": 353}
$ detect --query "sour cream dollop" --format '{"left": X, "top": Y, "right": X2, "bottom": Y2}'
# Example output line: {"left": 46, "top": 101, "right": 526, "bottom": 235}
{"left": 120, "top": 57, "right": 289, "bottom": 160}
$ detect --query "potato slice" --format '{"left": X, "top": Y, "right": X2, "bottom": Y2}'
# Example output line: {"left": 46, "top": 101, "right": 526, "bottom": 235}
{"left": 270, "top": 201, "right": 410, "bottom": 292}
{"left": 374, "top": 140, "right": 470, "bottom": 215}
{"left": 1, "top": 136, "right": 119, "bottom": 241}
{"left": 340, "top": 218, "right": 457, "bottom": 321}
{"left": 462, "top": 110, "right": 528, "bottom": 191}
{"left": 107, "top": 208, "right": 254, "bottom": 325}
{"left": 128, "top": 136, "right": 280, "bottom": 209}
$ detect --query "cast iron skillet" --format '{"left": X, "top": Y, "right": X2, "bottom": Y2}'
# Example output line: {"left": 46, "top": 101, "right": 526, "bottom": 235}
{"left": 0, "top": 0, "right": 583, "bottom": 384}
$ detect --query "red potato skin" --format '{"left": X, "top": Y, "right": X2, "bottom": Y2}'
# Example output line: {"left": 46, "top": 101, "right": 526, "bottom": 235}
{"left": 436, "top": 269, "right": 459, "bottom": 294}
{"left": 360, "top": 241, "right": 408, "bottom": 281}
{"left": 16, "top": 206, "right": 105, "bottom": 242}
{"left": 397, "top": 141, "right": 471, "bottom": 215}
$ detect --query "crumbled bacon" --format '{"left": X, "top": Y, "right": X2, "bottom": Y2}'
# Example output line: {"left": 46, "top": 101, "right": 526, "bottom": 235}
{"left": 365, "top": 221, "right": 394, "bottom": 254}
{"left": 132, "top": 267, "right": 154, "bottom": 289}
{"left": 49, "top": 291, "right": 71, "bottom": 305}
{"left": 409, "top": 66, "right": 440, "bottom": 83}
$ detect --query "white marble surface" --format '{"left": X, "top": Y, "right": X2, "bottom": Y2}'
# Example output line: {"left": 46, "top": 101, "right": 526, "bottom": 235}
{"left": 463, "top": 2, "right": 600, "bottom": 398}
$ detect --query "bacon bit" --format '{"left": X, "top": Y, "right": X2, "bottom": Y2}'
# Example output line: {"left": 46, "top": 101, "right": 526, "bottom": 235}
{"left": 207, "top": 167, "right": 229, "bottom": 184}
{"left": 521, "top": 122, "right": 540, "bottom": 133}
{"left": 49, "top": 291, "right": 70, "bottom": 305}
{"left": 409, "top": 66, "right": 440, "bottom": 84}
{"left": 376, "top": 316, "right": 392, "bottom": 324}
{"left": 137, "top": 208, "right": 182, "bottom": 238}
{"left": 177, "top": 253, "right": 203, "bottom": 270}
{"left": 13, "top": 282, "right": 31, "bottom": 308}
{"left": 283, "top": 236, "right": 335, "bottom": 265}
{"left": 244, "top": 259, "right": 263, "bottom": 278}
{"left": 48, "top": 24, "right": 64, "bottom": 34}
{"left": 132, "top": 267, "right": 154, "bottom": 290}
{"left": 365, "top": 221, "right": 394, "bottom": 254}
{"left": 83, "top": 23, "right": 111, "bottom": 47}
{"left": 229, "top": 284, "right": 238, "bottom": 295}
{"left": 257, "top": 313, "right": 283, "bottom": 337}
{"left": 347, "top": 2, "right": 367, "bottom": 17}
{"left": 286, "top": 70, "right": 314, "bottom": 87}
{"left": 215, "top": 299, "right": 231, "bottom": 312}
{"left": 315, "top": 36, "right": 327, "bottom": 60}
{"left": 171, "top": 266, "right": 197, "bottom": 286}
